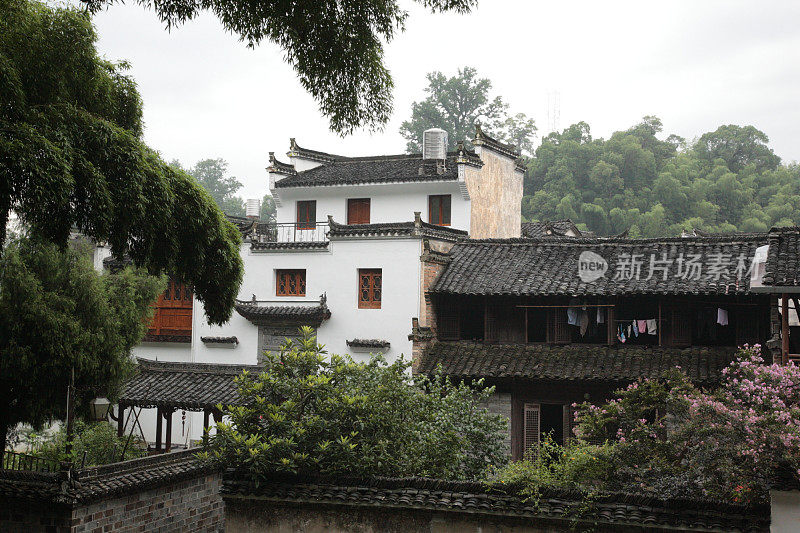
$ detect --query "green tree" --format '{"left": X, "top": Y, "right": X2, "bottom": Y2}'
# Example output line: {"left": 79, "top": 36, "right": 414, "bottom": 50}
{"left": 0, "top": 0, "right": 243, "bottom": 324}
{"left": 0, "top": 237, "right": 164, "bottom": 453}
{"left": 694, "top": 125, "right": 781, "bottom": 173}
{"left": 261, "top": 194, "right": 277, "bottom": 223}
{"left": 400, "top": 67, "right": 535, "bottom": 153}
{"left": 81, "top": 0, "right": 478, "bottom": 135}
{"left": 204, "top": 328, "right": 508, "bottom": 480}
{"left": 183, "top": 158, "right": 245, "bottom": 217}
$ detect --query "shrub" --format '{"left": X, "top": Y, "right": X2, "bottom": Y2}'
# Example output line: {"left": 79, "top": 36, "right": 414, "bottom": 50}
{"left": 36, "top": 420, "right": 146, "bottom": 466}
{"left": 202, "top": 327, "right": 508, "bottom": 480}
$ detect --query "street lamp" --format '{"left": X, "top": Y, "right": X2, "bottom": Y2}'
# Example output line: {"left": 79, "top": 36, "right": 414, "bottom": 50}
{"left": 89, "top": 397, "right": 111, "bottom": 421}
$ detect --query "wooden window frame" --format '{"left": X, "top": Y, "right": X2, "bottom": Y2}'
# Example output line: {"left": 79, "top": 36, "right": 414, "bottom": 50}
{"left": 296, "top": 200, "right": 316, "bottom": 230}
{"left": 347, "top": 198, "right": 371, "bottom": 225}
{"left": 358, "top": 268, "right": 382, "bottom": 309}
{"left": 428, "top": 194, "right": 452, "bottom": 226}
{"left": 276, "top": 269, "right": 306, "bottom": 297}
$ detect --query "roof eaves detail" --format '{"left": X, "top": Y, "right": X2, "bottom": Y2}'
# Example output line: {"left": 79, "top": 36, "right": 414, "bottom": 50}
{"left": 472, "top": 124, "right": 520, "bottom": 159}
{"left": 287, "top": 138, "right": 348, "bottom": 163}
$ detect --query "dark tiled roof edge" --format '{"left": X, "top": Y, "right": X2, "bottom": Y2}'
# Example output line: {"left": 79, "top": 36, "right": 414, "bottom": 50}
{"left": 288, "top": 138, "right": 350, "bottom": 163}
{"left": 762, "top": 226, "right": 800, "bottom": 287}
{"left": 234, "top": 299, "right": 332, "bottom": 325}
{"left": 142, "top": 334, "right": 191, "bottom": 344}
{"left": 200, "top": 336, "right": 239, "bottom": 344}
{"left": 472, "top": 124, "right": 520, "bottom": 159}
{"left": 346, "top": 339, "right": 390, "bottom": 349}
{"left": 250, "top": 241, "right": 329, "bottom": 251}
{"left": 328, "top": 219, "right": 467, "bottom": 242}
{"left": 221, "top": 472, "right": 768, "bottom": 532}
{"left": 133, "top": 358, "right": 257, "bottom": 375}
{"left": 268, "top": 152, "right": 297, "bottom": 175}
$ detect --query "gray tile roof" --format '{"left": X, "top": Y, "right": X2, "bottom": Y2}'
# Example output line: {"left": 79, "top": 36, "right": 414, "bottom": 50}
{"left": 346, "top": 339, "right": 390, "bottom": 349}
{"left": 234, "top": 300, "right": 331, "bottom": 326}
{"left": 0, "top": 450, "right": 214, "bottom": 504}
{"left": 419, "top": 342, "right": 737, "bottom": 384}
{"left": 328, "top": 220, "right": 467, "bottom": 241}
{"left": 273, "top": 151, "right": 479, "bottom": 188}
{"left": 432, "top": 235, "right": 768, "bottom": 296}
{"left": 120, "top": 359, "right": 257, "bottom": 410}
{"left": 221, "top": 473, "right": 767, "bottom": 532}
{"left": 521, "top": 220, "right": 581, "bottom": 238}
{"left": 763, "top": 226, "right": 800, "bottom": 287}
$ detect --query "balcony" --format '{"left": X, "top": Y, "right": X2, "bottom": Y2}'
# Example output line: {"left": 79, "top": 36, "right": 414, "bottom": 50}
{"left": 251, "top": 221, "right": 330, "bottom": 250}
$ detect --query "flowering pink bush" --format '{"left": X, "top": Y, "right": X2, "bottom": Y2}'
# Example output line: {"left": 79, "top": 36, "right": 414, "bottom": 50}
{"left": 574, "top": 345, "right": 800, "bottom": 503}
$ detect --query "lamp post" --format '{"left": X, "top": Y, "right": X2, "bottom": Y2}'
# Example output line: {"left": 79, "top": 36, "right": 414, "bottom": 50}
{"left": 89, "top": 398, "right": 111, "bottom": 422}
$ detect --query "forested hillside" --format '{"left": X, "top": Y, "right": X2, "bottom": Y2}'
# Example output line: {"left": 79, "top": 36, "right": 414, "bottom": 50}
{"left": 523, "top": 117, "right": 797, "bottom": 237}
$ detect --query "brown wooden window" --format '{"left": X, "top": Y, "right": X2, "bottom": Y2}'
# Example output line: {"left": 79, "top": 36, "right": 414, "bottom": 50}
{"left": 523, "top": 403, "right": 540, "bottom": 457}
{"left": 296, "top": 200, "right": 316, "bottom": 230}
{"left": 428, "top": 194, "right": 451, "bottom": 226}
{"left": 358, "top": 269, "right": 382, "bottom": 309}
{"left": 276, "top": 269, "right": 306, "bottom": 296}
{"left": 149, "top": 278, "right": 193, "bottom": 338}
{"left": 347, "top": 198, "right": 370, "bottom": 224}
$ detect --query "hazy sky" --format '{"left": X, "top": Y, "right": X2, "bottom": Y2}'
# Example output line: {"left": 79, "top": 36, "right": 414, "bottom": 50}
{"left": 88, "top": 0, "right": 800, "bottom": 201}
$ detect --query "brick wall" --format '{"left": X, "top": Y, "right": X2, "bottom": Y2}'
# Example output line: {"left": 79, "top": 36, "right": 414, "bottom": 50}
{"left": 0, "top": 450, "right": 223, "bottom": 533}
{"left": 484, "top": 392, "right": 512, "bottom": 452}
{"left": 71, "top": 472, "right": 222, "bottom": 533}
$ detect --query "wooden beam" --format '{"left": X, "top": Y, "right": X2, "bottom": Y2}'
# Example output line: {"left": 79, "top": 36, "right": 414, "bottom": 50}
{"left": 155, "top": 408, "right": 163, "bottom": 452}
{"left": 782, "top": 294, "right": 790, "bottom": 366}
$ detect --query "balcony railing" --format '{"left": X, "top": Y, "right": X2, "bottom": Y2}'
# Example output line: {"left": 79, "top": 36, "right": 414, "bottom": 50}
{"left": 2, "top": 450, "right": 60, "bottom": 472}
{"left": 256, "top": 222, "right": 330, "bottom": 244}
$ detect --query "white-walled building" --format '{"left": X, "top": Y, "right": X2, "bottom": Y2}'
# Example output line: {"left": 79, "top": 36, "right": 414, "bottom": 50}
{"left": 116, "top": 127, "right": 525, "bottom": 446}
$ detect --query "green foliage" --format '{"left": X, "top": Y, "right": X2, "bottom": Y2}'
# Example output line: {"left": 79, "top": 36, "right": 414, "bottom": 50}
{"left": 203, "top": 327, "right": 508, "bottom": 480}
{"left": 0, "top": 0, "right": 243, "bottom": 324}
{"left": 0, "top": 236, "right": 163, "bottom": 450}
{"left": 400, "top": 67, "right": 536, "bottom": 154}
{"left": 260, "top": 194, "right": 277, "bottom": 223}
{"left": 176, "top": 158, "right": 245, "bottom": 217}
{"left": 487, "top": 434, "right": 614, "bottom": 504}
{"left": 82, "top": 0, "right": 477, "bottom": 135}
{"left": 524, "top": 116, "right": 792, "bottom": 237}
{"left": 36, "top": 421, "right": 146, "bottom": 466}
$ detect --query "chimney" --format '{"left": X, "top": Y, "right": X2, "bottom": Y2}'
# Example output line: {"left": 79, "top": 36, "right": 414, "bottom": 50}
{"left": 245, "top": 198, "right": 260, "bottom": 219}
{"left": 422, "top": 128, "right": 448, "bottom": 161}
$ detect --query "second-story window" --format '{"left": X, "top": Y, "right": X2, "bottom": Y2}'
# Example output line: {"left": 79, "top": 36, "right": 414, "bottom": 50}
{"left": 297, "top": 200, "right": 316, "bottom": 230}
{"left": 276, "top": 269, "right": 306, "bottom": 296}
{"left": 347, "top": 198, "right": 371, "bottom": 224}
{"left": 428, "top": 194, "right": 451, "bottom": 226}
{"left": 358, "top": 268, "right": 382, "bottom": 309}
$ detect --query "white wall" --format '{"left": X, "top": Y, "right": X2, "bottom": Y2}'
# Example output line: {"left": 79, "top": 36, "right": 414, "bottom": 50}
{"left": 195, "top": 237, "right": 423, "bottom": 365}
{"left": 273, "top": 181, "right": 470, "bottom": 232}
{"left": 771, "top": 490, "right": 800, "bottom": 533}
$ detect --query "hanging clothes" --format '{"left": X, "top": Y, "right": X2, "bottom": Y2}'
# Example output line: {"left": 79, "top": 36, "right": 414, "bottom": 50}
{"left": 617, "top": 324, "right": 627, "bottom": 343}
{"left": 626, "top": 324, "right": 632, "bottom": 338}
{"left": 717, "top": 308, "right": 729, "bottom": 326}
{"left": 646, "top": 319, "right": 657, "bottom": 335}
{"left": 567, "top": 298, "right": 580, "bottom": 326}
{"left": 597, "top": 307, "right": 605, "bottom": 324}
{"left": 637, "top": 319, "right": 648, "bottom": 334}
{"left": 579, "top": 310, "right": 589, "bottom": 336}
{"left": 633, "top": 320, "right": 640, "bottom": 337}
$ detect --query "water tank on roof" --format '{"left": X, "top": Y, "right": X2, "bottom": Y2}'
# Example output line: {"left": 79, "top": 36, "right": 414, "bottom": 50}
{"left": 245, "top": 198, "right": 260, "bottom": 219}
{"left": 423, "top": 128, "right": 448, "bottom": 161}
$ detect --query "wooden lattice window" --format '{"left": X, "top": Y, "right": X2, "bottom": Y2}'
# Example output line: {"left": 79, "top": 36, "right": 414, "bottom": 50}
{"left": 547, "top": 308, "right": 571, "bottom": 344}
{"left": 149, "top": 278, "right": 193, "bottom": 337}
{"left": 296, "top": 200, "right": 316, "bottom": 230}
{"left": 428, "top": 194, "right": 451, "bottom": 226}
{"left": 523, "top": 403, "right": 541, "bottom": 457}
{"left": 358, "top": 269, "right": 382, "bottom": 309}
{"left": 276, "top": 269, "right": 306, "bottom": 297}
{"left": 347, "top": 198, "right": 371, "bottom": 225}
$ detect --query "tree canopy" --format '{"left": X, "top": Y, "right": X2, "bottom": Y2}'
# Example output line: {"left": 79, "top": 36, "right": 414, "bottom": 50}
{"left": 0, "top": 0, "right": 243, "bottom": 324}
{"left": 204, "top": 328, "right": 507, "bottom": 480}
{"left": 400, "top": 67, "right": 537, "bottom": 154}
{"left": 82, "top": 0, "right": 478, "bottom": 135}
{"left": 524, "top": 117, "right": 794, "bottom": 237}
{"left": 173, "top": 158, "right": 246, "bottom": 217}
{"left": 0, "top": 237, "right": 164, "bottom": 453}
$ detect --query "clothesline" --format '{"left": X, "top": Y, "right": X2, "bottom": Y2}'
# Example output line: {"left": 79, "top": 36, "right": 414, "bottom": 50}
{"left": 516, "top": 304, "right": 617, "bottom": 308}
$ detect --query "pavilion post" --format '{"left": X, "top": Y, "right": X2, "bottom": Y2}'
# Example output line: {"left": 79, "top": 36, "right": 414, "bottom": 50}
{"left": 117, "top": 404, "right": 125, "bottom": 438}
{"left": 203, "top": 409, "right": 210, "bottom": 445}
{"left": 165, "top": 410, "right": 173, "bottom": 452}
{"left": 155, "top": 407, "right": 163, "bottom": 452}
{"left": 782, "top": 294, "right": 790, "bottom": 365}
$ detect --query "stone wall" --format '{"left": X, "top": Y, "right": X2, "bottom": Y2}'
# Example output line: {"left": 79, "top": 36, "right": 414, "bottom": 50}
{"left": 485, "top": 391, "right": 512, "bottom": 452}
{"left": 0, "top": 450, "right": 223, "bottom": 533}
{"left": 465, "top": 146, "right": 523, "bottom": 239}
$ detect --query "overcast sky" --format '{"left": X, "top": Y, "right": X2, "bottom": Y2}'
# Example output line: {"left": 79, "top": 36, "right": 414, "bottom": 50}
{"left": 88, "top": 0, "right": 800, "bottom": 201}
